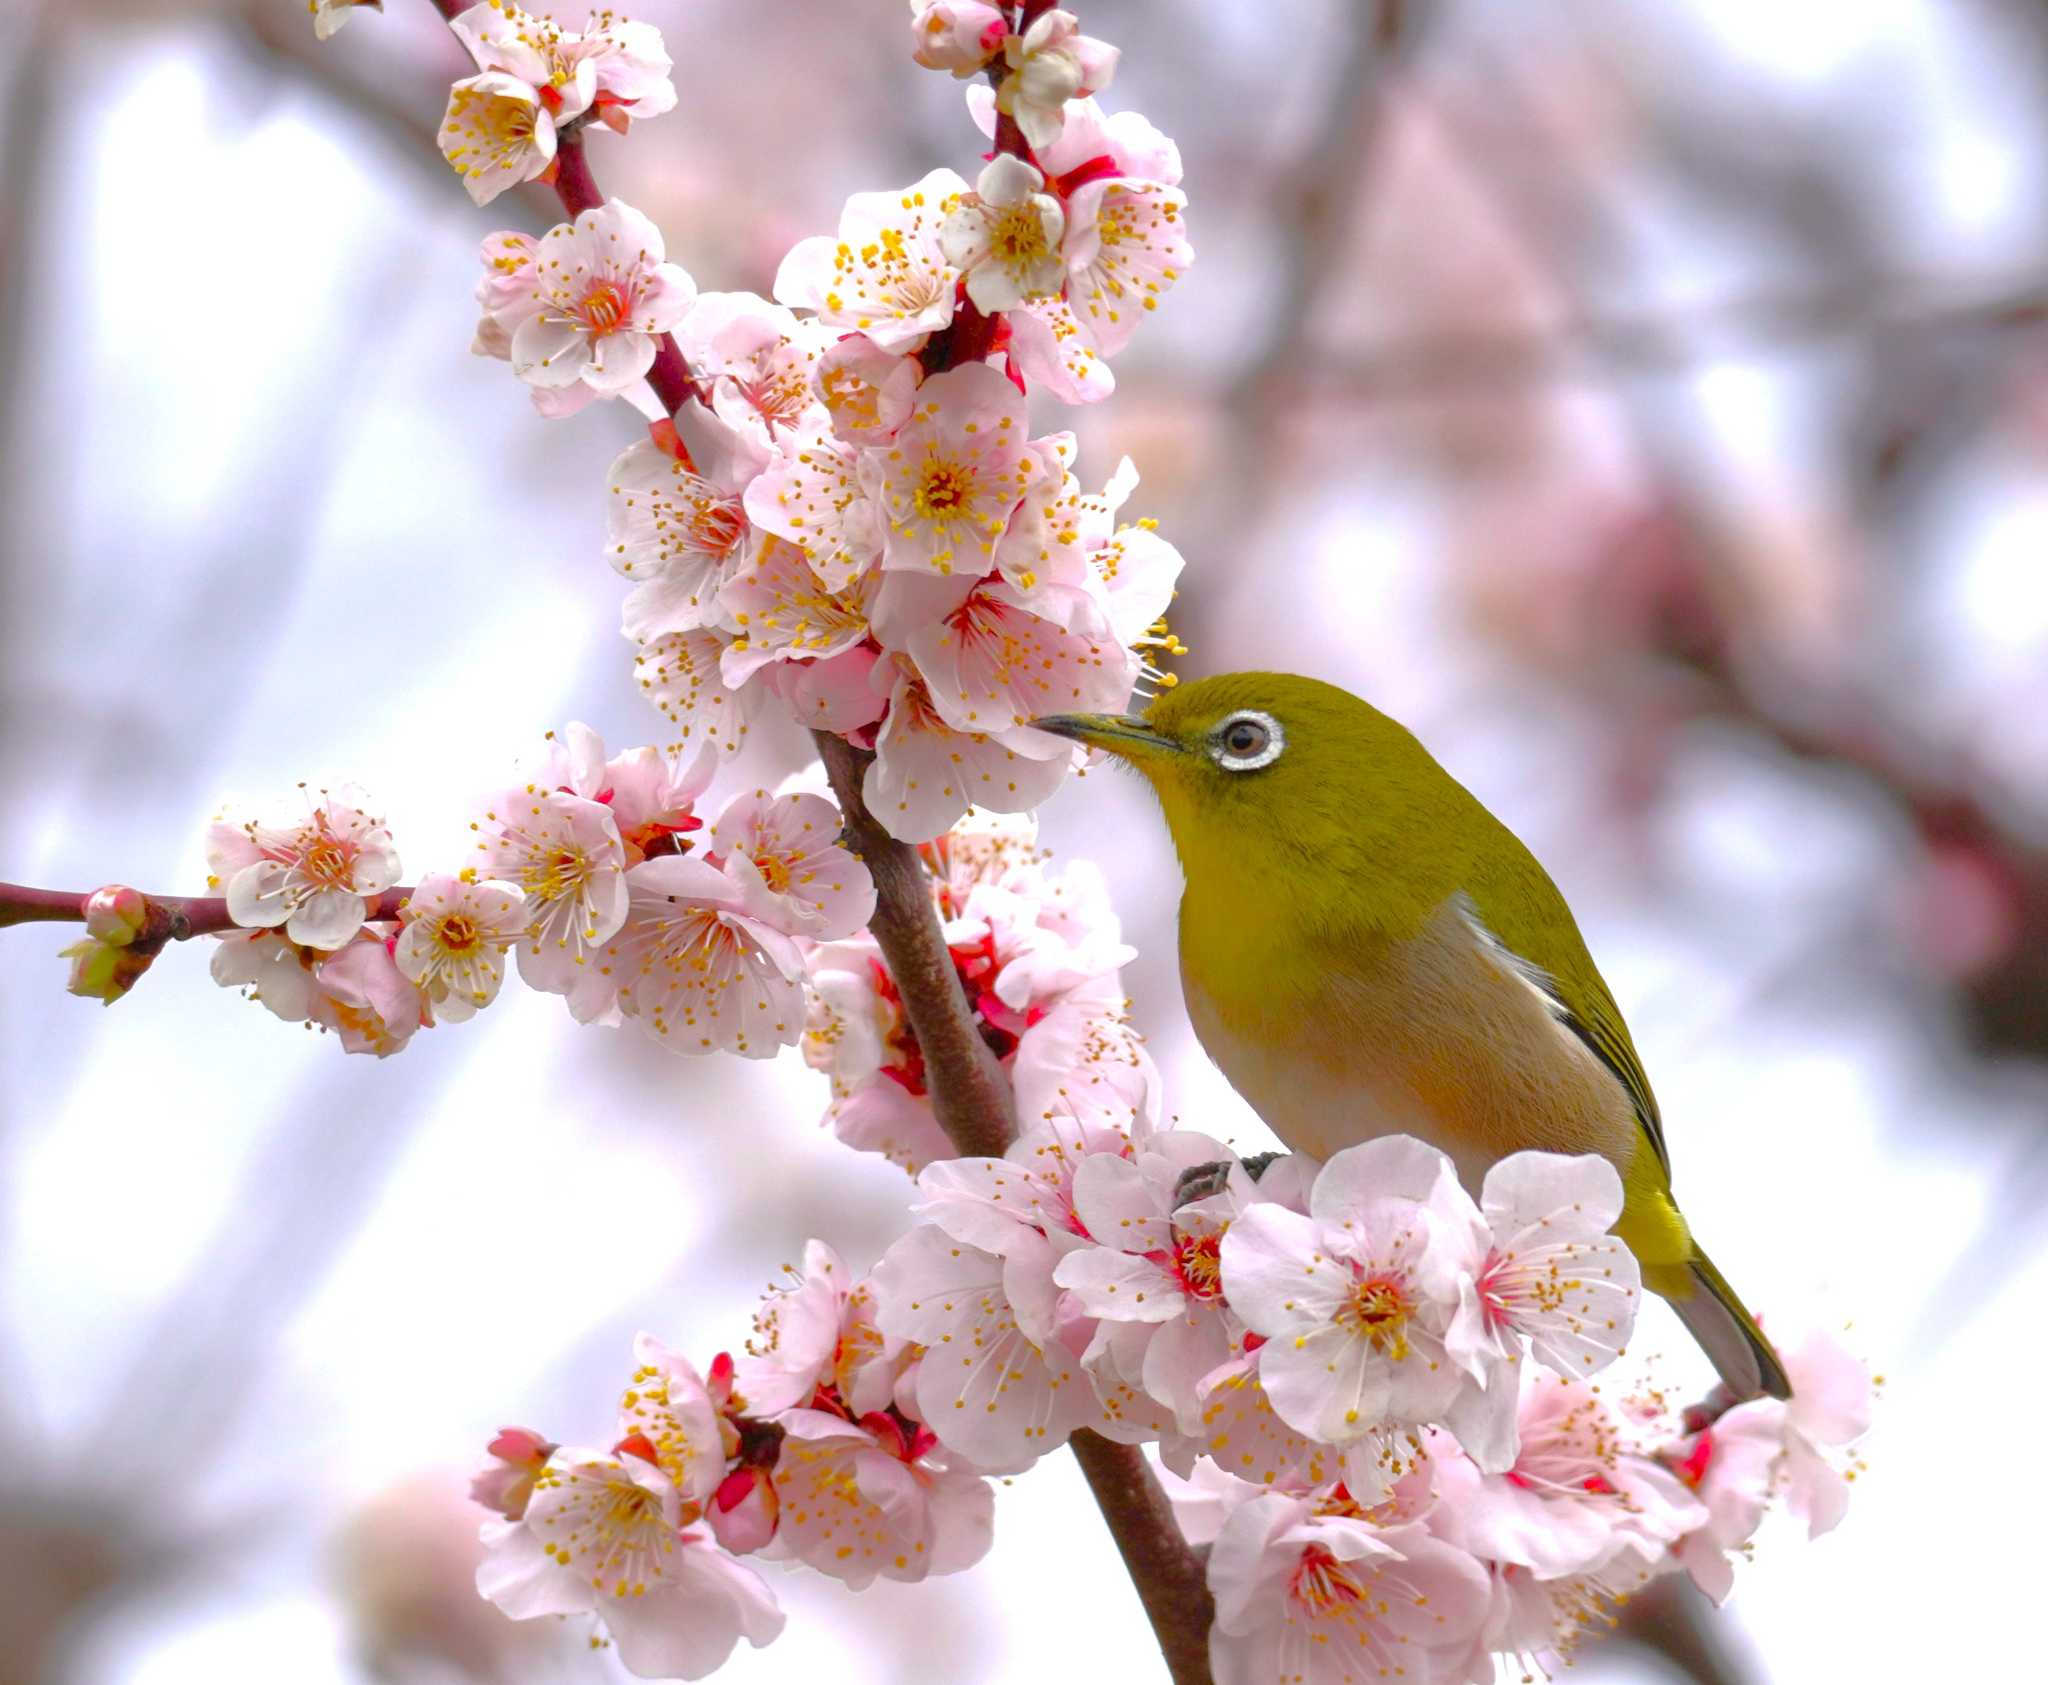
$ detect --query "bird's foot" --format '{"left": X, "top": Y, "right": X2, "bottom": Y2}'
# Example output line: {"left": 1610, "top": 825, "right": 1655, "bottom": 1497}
{"left": 1173, "top": 1151, "right": 1287, "bottom": 1209}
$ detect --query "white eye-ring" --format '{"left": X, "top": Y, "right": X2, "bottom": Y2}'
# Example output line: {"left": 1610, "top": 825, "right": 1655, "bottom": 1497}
{"left": 1213, "top": 710, "right": 1285, "bottom": 772}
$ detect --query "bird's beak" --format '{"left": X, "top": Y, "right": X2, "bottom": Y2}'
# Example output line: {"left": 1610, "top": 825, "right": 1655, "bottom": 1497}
{"left": 1030, "top": 712, "right": 1183, "bottom": 760}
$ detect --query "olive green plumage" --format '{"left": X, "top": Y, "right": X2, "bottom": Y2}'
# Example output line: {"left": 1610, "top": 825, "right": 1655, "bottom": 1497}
{"left": 1034, "top": 671, "right": 1789, "bottom": 1401}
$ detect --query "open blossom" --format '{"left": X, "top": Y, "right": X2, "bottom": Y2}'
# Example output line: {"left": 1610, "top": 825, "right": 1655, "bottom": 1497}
{"left": 773, "top": 169, "right": 966, "bottom": 354}
{"left": 393, "top": 873, "right": 525, "bottom": 1022}
{"left": 940, "top": 156, "right": 1067, "bottom": 313}
{"left": 908, "top": 2, "right": 1006, "bottom": 75}
{"left": 744, "top": 421, "right": 884, "bottom": 594}
{"left": 716, "top": 535, "right": 871, "bottom": 685}
{"left": 473, "top": 780, "right": 628, "bottom": 1022}
{"left": 675, "top": 293, "right": 830, "bottom": 443}
{"left": 1220, "top": 1138, "right": 1506, "bottom": 1477}
{"left": 438, "top": 72, "right": 556, "bottom": 207}
{"left": 812, "top": 333, "right": 921, "bottom": 447}
{"left": 766, "top": 1408, "right": 994, "bottom": 1588}
{"left": 452, "top": 3, "right": 677, "bottom": 129}
{"left": 1207, "top": 1494, "right": 1492, "bottom": 1685}
{"left": 310, "top": 0, "right": 380, "bottom": 40}
{"left": 607, "top": 405, "right": 769, "bottom": 644}
{"left": 996, "top": 8, "right": 1118, "bottom": 151}
{"left": 634, "top": 628, "right": 758, "bottom": 757}
{"left": 208, "top": 787, "right": 399, "bottom": 951}
{"left": 608, "top": 855, "right": 809, "bottom": 1057}
{"left": 477, "top": 1446, "right": 783, "bottom": 1680}
{"left": 707, "top": 788, "right": 875, "bottom": 940}
{"left": 734, "top": 1241, "right": 906, "bottom": 1419}
{"left": 863, "top": 361, "right": 1041, "bottom": 576}
{"left": 512, "top": 202, "right": 695, "bottom": 397}
{"left": 210, "top": 927, "right": 423, "bottom": 1056}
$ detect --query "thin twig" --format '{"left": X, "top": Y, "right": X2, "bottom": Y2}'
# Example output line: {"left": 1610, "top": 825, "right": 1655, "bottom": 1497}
{"left": 0, "top": 883, "right": 413, "bottom": 938}
{"left": 1068, "top": 1430, "right": 1218, "bottom": 1685}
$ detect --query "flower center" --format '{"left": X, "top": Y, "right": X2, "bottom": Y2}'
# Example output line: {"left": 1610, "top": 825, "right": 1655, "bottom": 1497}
{"left": 1338, "top": 1273, "right": 1411, "bottom": 1360}
{"left": 1289, "top": 1544, "right": 1366, "bottom": 1615}
{"left": 580, "top": 280, "right": 630, "bottom": 336}
{"left": 991, "top": 205, "right": 1055, "bottom": 280}
{"left": 916, "top": 456, "right": 975, "bottom": 519}
{"left": 437, "top": 912, "right": 481, "bottom": 953}
{"left": 752, "top": 851, "right": 793, "bottom": 894}
{"left": 1171, "top": 1232, "right": 1225, "bottom": 1300}
{"left": 299, "top": 836, "right": 355, "bottom": 890}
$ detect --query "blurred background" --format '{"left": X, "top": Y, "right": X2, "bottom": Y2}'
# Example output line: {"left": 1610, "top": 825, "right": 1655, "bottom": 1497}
{"left": 1, "top": 0, "right": 2043, "bottom": 1679}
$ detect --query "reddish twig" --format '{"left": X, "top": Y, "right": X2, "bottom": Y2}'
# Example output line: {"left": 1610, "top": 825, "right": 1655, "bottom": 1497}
{"left": 0, "top": 883, "right": 413, "bottom": 939}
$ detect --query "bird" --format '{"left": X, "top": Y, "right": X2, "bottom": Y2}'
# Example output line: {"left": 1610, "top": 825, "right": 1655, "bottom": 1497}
{"left": 1033, "top": 671, "right": 1791, "bottom": 1401}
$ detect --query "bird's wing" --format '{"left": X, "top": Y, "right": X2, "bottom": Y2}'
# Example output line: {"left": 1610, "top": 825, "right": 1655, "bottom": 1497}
{"left": 1455, "top": 880, "right": 1671, "bottom": 1180}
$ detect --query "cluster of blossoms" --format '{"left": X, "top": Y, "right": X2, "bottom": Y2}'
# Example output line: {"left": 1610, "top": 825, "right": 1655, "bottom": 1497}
{"left": 205, "top": 725, "right": 874, "bottom": 1060}
{"left": 474, "top": 1070, "right": 1874, "bottom": 1681}
{"left": 446, "top": 0, "right": 1192, "bottom": 840}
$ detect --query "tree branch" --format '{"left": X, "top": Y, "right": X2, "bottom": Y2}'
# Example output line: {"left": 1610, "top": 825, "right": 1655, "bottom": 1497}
{"left": 0, "top": 883, "right": 413, "bottom": 938}
{"left": 810, "top": 733, "right": 1017, "bottom": 1159}
{"left": 1068, "top": 1430, "right": 1218, "bottom": 1685}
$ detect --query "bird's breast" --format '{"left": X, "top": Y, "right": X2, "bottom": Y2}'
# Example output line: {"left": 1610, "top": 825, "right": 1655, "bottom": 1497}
{"left": 1179, "top": 892, "right": 1642, "bottom": 1193}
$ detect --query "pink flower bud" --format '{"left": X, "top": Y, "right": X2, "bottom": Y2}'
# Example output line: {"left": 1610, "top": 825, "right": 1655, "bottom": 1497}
{"left": 909, "top": 2, "right": 1007, "bottom": 76}
{"left": 82, "top": 884, "right": 148, "bottom": 945}
{"left": 708, "top": 1466, "right": 779, "bottom": 1555}
{"left": 468, "top": 1425, "right": 557, "bottom": 1520}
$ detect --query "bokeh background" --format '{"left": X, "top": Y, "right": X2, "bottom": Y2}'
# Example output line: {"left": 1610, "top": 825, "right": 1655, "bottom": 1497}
{"left": 3, "top": 0, "right": 2045, "bottom": 1680}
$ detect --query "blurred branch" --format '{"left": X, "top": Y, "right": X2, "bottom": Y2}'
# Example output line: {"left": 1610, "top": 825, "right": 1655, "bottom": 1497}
{"left": 0, "top": 881, "right": 412, "bottom": 938}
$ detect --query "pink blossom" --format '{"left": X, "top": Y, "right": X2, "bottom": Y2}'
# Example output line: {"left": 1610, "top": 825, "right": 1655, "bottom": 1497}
{"left": 526, "top": 723, "right": 717, "bottom": 867}
{"left": 716, "top": 535, "right": 871, "bottom": 686}
{"left": 706, "top": 787, "right": 875, "bottom": 940}
{"left": 470, "top": 231, "right": 540, "bottom": 359}
{"left": 812, "top": 334, "right": 921, "bottom": 446}
{"left": 476, "top": 1447, "right": 783, "bottom": 1679}
{"left": 1004, "top": 292, "right": 1116, "bottom": 403}
{"left": 437, "top": 73, "right": 556, "bottom": 208}
{"left": 760, "top": 644, "right": 888, "bottom": 734}
{"left": 774, "top": 169, "right": 967, "bottom": 354}
{"left": 1218, "top": 1137, "right": 1495, "bottom": 1460}
{"left": 1010, "top": 971, "right": 1160, "bottom": 1138}
{"left": 608, "top": 855, "right": 808, "bottom": 1058}
{"left": 908, "top": 2, "right": 1007, "bottom": 76}
{"left": 1207, "top": 1494, "right": 1492, "bottom": 1685}
{"left": 1482, "top": 1549, "right": 1676, "bottom": 1677}
{"left": 995, "top": 9, "right": 1118, "bottom": 152}
{"left": 82, "top": 885, "right": 148, "bottom": 944}
{"left": 766, "top": 1407, "right": 993, "bottom": 1587}
{"left": 733, "top": 1241, "right": 905, "bottom": 1420}
{"left": 634, "top": 629, "right": 758, "bottom": 758}
{"left": 1427, "top": 1375, "right": 1705, "bottom": 1580}
{"left": 511, "top": 202, "right": 695, "bottom": 398}
{"left": 207, "top": 786, "right": 400, "bottom": 951}
{"left": 940, "top": 156, "right": 1067, "bottom": 313}
{"left": 744, "top": 422, "right": 884, "bottom": 593}
{"left": 451, "top": 4, "right": 675, "bottom": 128}
{"left": 801, "top": 933, "right": 958, "bottom": 1172}
{"left": 863, "top": 361, "right": 1042, "bottom": 576}
{"left": 863, "top": 656, "right": 1072, "bottom": 841}
{"left": 617, "top": 1334, "right": 726, "bottom": 1505}
{"left": 394, "top": 873, "right": 526, "bottom": 1023}
{"left": 607, "top": 404, "right": 768, "bottom": 643}
{"left": 674, "top": 293, "right": 829, "bottom": 442}
{"left": 316, "top": 932, "right": 427, "bottom": 1056}
{"left": 1174, "top": 1349, "right": 1343, "bottom": 1494}
{"left": 1668, "top": 1400, "right": 1787, "bottom": 1604}
{"left": 470, "top": 1426, "right": 557, "bottom": 1522}
{"left": 471, "top": 779, "right": 628, "bottom": 1023}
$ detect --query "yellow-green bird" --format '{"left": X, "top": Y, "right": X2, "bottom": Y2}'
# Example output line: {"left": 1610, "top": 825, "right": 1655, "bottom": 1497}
{"left": 1034, "top": 671, "right": 1790, "bottom": 1401}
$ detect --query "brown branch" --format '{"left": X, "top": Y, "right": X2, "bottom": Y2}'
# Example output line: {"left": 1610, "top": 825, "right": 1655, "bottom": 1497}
{"left": 0, "top": 883, "right": 413, "bottom": 939}
{"left": 1068, "top": 1431, "right": 1218, "bottom": 1685}
{"left": 810, "top": 733, "right": 1016, "bottom": 1158}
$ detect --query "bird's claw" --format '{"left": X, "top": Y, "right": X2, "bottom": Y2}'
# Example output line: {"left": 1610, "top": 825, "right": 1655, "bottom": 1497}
{"left": 1173, "top": 1151, "right": 1287, "bottom": 1209}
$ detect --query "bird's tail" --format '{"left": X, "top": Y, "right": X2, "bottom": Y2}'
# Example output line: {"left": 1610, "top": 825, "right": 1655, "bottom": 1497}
{"left": 1649, "top": 1247, "right": 1791, "bottom": 1402}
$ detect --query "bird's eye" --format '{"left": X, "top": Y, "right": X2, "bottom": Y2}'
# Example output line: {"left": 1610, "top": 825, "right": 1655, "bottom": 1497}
{"left": 1213, "top": 710, "right": 1284, "bottom": 772}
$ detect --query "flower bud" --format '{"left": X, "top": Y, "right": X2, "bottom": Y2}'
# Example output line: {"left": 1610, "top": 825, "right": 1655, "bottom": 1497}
{"left": 82, "top": 884, "right": 149, "bottom": 945}
{"left": 708, "top": 1466, "right": 779, "bottom": 1555}
{"left": 61, "top": 934, "right": 155, "bottom": 1004}
{"left": 909, "top": 2, "right": 1007, "bottom": 76}
{"left": 469, "top": 1425, "right": 557, "bottom": 1521}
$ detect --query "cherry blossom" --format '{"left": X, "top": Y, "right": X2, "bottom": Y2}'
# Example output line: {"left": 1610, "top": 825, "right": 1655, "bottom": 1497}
{"left": 317, "top": 933, "right": 427, "bottom": 1056}
{"left": 766, "top": 1408, "right": 994, "bottom": 1588}
{"left": 863, "top": 361, "right": 1041, "bottom": 576}
{"left": 743, "top": 421, "right": 884, "bottom": 594}
{"left": 908, "top": 2, "right": 1007, "bottom": 76}
{"left": 716, "top": 535, "right": 871, "bottom": 686}
{"left": 607, "top": 404, "right": 768, "bottom": 643}
{"left": 863, "top": 656, "right": 1073, "bottom": 841}
{"left": 706, "top": 787, "right": 876, "bottom": 940}
{"left": 208, "top": 786, "right": 400, "bottom": 951}
{"left": 511, "top": 202, "right": 695, "bottom": 398}
{"left": 451, "top": 4, "right": 676, "bottom": 130}
{"left": 634, "top": 629, "right": 758, "bottom": 757}
{"left": 812, "top": 333, "right": 921, "bottom": 446}
{"left": 675, "top": 293, "right": 829, "bottom": 443}
{"left": 1667, "top": 1400, "right": 1787, "bottom": 1604}
{"left": 310, "top": 0, "right": 380, "bottom": 40}
{"left": 438, "top": 72, "right": 557, "bottom": 208}
{"left": 1206, "top": 1493, "right": 1492, "bottom": 1685}
{"left": 1219, "top": 1137, "right": 1500, "bottom": 1467}
{"left": 617, "top": 1334, "right": 727, "bottom": 1503}
{"left": 940, "top": 157, "right": 1067, "bottom": 313}
{"left": 773, "top": 169, "right": 967, "bottom": 354}
{"left": 801, "top": 933, "right": 958, "bottom": 1172}
{"left": 393, "top": 872, "right": 525, "bottom": 1022}
{"left": 734, "top": 1241, "right": 904, "bottom": 1419}
{"left": 471, "top": 230, "right": 541, "bottom": 358}
{"left": 608, "top": 854, "right": 809, "bottom": 1057}
{"left": 995, "top": 9, "right": 1118, "bottom": 151}
{"left": 477, "top": 1446, "right": 783, "bottom": 1680}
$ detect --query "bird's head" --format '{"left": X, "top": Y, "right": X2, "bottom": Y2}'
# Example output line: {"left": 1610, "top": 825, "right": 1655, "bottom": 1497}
{"left": 1034, "top": 672, "right": 1471, "bottom": 919}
